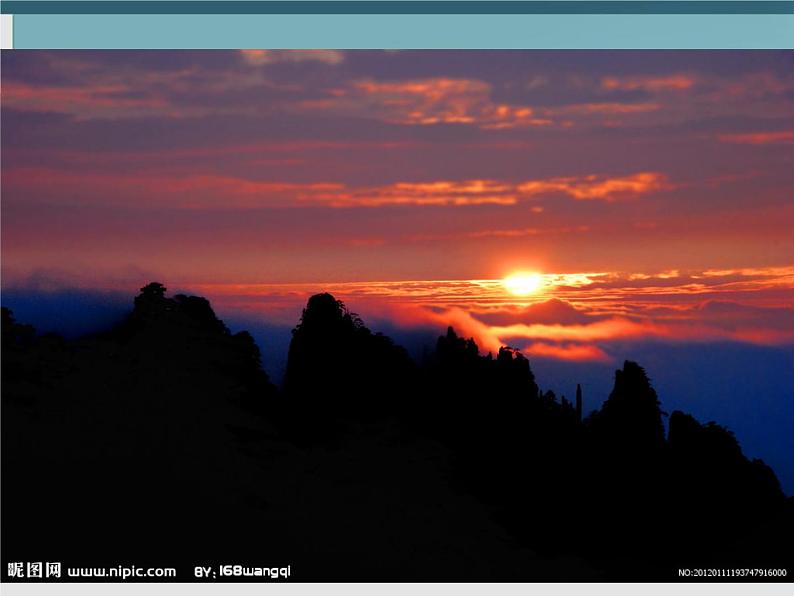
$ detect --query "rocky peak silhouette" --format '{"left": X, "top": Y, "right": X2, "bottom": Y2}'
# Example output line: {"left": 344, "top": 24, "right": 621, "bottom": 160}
{"left": 587, "top": 360, "right": 666, "bottom": 454}
{"left": 283, "top": 293, "right": 414, "bottom": 426}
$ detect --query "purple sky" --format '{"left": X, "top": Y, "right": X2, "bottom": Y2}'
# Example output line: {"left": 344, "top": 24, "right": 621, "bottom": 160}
{"left": 2, "top": 50, "right": 793, "bottom": 492}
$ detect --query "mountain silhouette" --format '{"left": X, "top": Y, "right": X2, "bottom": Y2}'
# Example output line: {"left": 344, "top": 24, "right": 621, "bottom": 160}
{"left": 2, "top": 285, "right": 791, "bottom": 581}
{"left": 283, "top": 293, "right": 414, "bottom": 432}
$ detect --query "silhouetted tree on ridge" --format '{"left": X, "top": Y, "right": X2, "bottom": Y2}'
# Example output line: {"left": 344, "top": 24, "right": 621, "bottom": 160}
{"left": 2, "top": 306, "right": 35, "bottom": 348}
{"left": 587, "top": 361, "right": 666, "bottom": 455}
{"left": 667, "top": 410, "right": 783, "bottom": 525}
{"left": 282, "top": 293, "right": 415, "bottom": 440}
{"left": 111, "top": 282, "right": 277, "bottom": 409}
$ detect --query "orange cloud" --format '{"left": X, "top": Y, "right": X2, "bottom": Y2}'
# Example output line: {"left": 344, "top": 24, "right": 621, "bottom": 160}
{"left": 306, "top": 77, "right": 667, "bottom": 129}
{"left": 240, "top": 49, "right": 345, "bottom": 66}
{"left": 467, "top": 227, "right": 541, "bottom": 238}
{"left": 546, "top": 102, "right": 660, "bottom": 116}
{"left": 717, "top": 130, "right": 794, "bottom": 145}
{"left": 601, "top": 74, "right": 695, "bottom": 92}
{"left": 2, "top": 55, "right": 308, "bottom": 120}
{"left": 308, "top": 179, "right": 519, "bottom": 208}
{"left": 329, "top": 77, "right": 552, "bottom": 129}
{"left": 4, "top": 165, "right": 671, "bottom": 209}
{"left": 299, "top": 172, "right": 669, "bottom": 208}
{"left": 1, "top": 81, "right": 168, "bottom": 117}
{"left": 389, "top": 299, "right": 794, "bottom": 364}
{"left": 412, "top": 307, "right": 505, "bottom": 354}
{"left": 409, "top": 225, "right": 589, "bottom": 243}
{"left": 1, "top": 167, "right": 345, "bottom": 209}
{"left": 383, "top": 305, "right": 655, "bottom": 360}
{"left": 717, "top": 72, "right": 792, "bottom": 99}
{"left": 0, "top": 69, "right": 275, "bottom": 120}
{"left": 516, "top": 172, "right": 670, "bottom": 202}
{"left": 523, "top": 342, "right": 610, "bottom": 362}
{"left": 492, "top": 318, "right": 662, "bottom": 343}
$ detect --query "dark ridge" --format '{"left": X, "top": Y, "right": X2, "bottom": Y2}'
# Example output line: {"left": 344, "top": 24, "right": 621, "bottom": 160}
{"left": 2, "top": 283, "right": 790, "bottom": 581}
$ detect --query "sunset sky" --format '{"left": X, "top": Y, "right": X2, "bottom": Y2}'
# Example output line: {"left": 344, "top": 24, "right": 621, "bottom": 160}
{"left": 2, "top": 50, "right": 793, "bottom": 490}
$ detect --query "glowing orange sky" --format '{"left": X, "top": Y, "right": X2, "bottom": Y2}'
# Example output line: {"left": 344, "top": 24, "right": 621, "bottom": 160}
{"left": 2, "top": 50, "right": 793, "bottom": 360}
{"left": 157, "top": 265, "right": 794, "bottom": 364}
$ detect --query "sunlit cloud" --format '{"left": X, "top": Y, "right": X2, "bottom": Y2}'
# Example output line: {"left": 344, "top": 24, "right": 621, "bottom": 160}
{"left": 466, "top": 226, "right": 589, "bottom": 239}
{"left": 695, "top": 265, "right": 794, "bottom": 281}
{"left": 310, "top": 77, "right": 674, "bottom": 130}
{"left": 716, "top": 71, "right": 793, "bottom": 100}
{"left": 544, "top": 102, "right": 660, "bottom": 116}
{"left": 523, "top": 342, "right": 611, "bottom": 362}
{"left": 1, "top": 167, "right": 346, "bottom": 209}
{"left": 4, "top": 166, "right": 670, "bottom": 209}
{"left": 492, "top": 318, "right": 661, "bottom": 343}
{"left": 516, "top": 172, "right": 671, "bottom": 202}
{"left": 320, "top": 172, "right": 669, "bottom": 208}
{"left": 303, "top": 179, "right": 519, "bottom": 207}
{"left": 311, "top": 77, "right": 553, "bottom": 129}
{"left": 574, "top": 70, "right": 793, "bottom": 130}
{"left": 0, "top": 81, "right": 170, "bottom": 119}
{"left": 239, "top": 49, "right": 345, "bottom": 66}
{"left": 5, "top": 52, "right": 791, "bottom": 133}
{"left": 601, "top": 74, "right": 696, "bottom": 92}
{"left": 717, "top": 130, "right": 794, "bottom": 145}
{"left": 300, "top": 173, "right": 669, "bottom": 207}
{"left": 629, "top": 270, "right": 680, "bottom": 280}
{"left": 1, "top": 59, "right": 286, "bottom": 120}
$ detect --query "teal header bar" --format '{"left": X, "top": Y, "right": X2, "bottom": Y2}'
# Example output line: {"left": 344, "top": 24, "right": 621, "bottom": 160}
{"left": 12, "top": 14, "right": 794, "bottom": 48}
{"left": 3, "top": 1, "right": 794, "bottom": 15}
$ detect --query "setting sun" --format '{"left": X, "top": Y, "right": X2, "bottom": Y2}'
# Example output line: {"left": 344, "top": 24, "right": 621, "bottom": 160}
{"left": 503, "top": 272, "right": 544, "bottom": 296}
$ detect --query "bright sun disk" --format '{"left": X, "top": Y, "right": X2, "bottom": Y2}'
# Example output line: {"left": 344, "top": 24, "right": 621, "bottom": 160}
{"left": 503, "top": 272, "right": 544, "bottom": 296}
